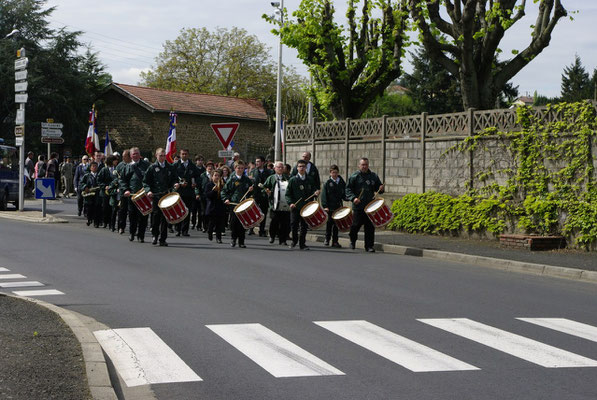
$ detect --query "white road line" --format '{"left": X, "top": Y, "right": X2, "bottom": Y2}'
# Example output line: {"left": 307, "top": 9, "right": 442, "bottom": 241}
{"left": 12, "top": 289, "right": 65, "bottom": 296}
{"left": 206, "top": 323, "right": 345, "bottom": 378}
{"left": 314, "top": 320, "right": 479, "bottom": 372}
{"left": 517, "top": 318, "right": 597, "bottom": 343}
{"left": 0, "top": 274, "right": 27, "bottom": 280}
{"left": 419, "top": 318, "right": 597, "bottom": 368}
{"left": 93, "top": 327, "right": 202, "bottom": 387}
{"left": 0, "top": 268, "right": 9, "bottom": 272}
{"left": 0, "top": 281, "right": 44, "bottom": 288}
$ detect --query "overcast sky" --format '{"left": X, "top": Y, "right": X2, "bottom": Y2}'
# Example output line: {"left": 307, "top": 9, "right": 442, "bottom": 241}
{"left": 46, "top": 0, "right": 596, "bottom": 99}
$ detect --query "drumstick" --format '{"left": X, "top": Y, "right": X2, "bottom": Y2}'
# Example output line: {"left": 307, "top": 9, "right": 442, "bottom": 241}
{"left": 304, "top": 192, "right": 317, "bottom": 202}
{"left": 239, "top": 186, "right": 253, "bottom": 203}
{"left": 357, "top": 188, "right": 364, "bottom": 200}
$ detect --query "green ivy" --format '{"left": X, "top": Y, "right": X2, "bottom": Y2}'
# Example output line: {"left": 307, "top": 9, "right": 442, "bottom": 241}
{"left": 389, "top": 102, "right": 597, "bottom": 249}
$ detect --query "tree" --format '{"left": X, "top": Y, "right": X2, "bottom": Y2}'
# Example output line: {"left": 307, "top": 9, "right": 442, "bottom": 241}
{"left": 560, "top": 55, "right": 591, "bottom": 102}
{"left": 268, "top": 0, "right": 410, "bottom": 120}
{"left": 409, "top": 0, "right": 568, "bottom": 110}
{"left": 360, "top": 89, "right": 416, "bottom": 118}
{"left": 0, "top": 0, "right": 111, "bottom": 154}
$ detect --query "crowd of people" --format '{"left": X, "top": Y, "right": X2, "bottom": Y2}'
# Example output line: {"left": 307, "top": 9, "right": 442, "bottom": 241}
{"left": 73, "top": 148, "right": 385, "bottom": 251}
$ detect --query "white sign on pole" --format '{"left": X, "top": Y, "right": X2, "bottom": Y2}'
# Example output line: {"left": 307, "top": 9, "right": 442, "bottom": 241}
{"left": 15, "top": 137, "right": 24, "bottom": 147}
{"left": 14, "top": 58, "right": 28, "bottom": 70}
{"left": 41, "top": 128, "right": 63, "bottom": 137}
{"left": 15, "top": 70, "right": 27, "bottom": 81}
{"left": 218, "top": 150, "right": 235, "bottom": 158}
{"left": 41, "top": 122, "right": 64, "bottom": 129}
{"left": 15, "top": 93, "right": 28, "bottom": 103}
{"left": 15, "top": 82, "right": 28, "bottom": 92}
{"left": 15, "top": 109, "right": 25, "bottom": 125}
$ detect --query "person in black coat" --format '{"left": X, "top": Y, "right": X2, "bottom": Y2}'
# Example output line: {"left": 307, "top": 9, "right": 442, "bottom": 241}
{"left": 204, "top": 169, "right": 226, "bottom": 243}
{"left": 321, "top": 164, "right": 347, "bottom": 248}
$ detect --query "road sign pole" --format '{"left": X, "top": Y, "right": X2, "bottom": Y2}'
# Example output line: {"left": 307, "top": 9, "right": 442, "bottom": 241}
{"left": 18, "top": 106, "right": 24, "bottom": 211}
{"left": 42, "top": 199, "right": 46, "bottom": 218}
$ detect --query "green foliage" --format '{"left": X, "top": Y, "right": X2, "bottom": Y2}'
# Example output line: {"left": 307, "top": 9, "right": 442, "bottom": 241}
{"left": 560, "top": 55, "right": 595, "bottom": 102}
{"left": 361, "top": 89, "right": 416, "bottom": 118}
{"left": 389, "top": 102, "right": 597, "bottom": 249}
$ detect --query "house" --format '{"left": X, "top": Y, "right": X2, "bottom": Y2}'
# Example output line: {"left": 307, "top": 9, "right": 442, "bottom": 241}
{"left": 95, "top": 83, "right": 271, "bottom": 161}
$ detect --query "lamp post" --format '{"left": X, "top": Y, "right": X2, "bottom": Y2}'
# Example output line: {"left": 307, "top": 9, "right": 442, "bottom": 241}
{"left": 271, "top": 0, "right": 284, "bottom": 161}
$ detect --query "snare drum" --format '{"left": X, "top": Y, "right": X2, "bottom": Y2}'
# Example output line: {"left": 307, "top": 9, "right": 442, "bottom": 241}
{"left": 332, "top": 206, "right": 353, "bottom": 232}
{"left": 158, "top": 192, "right": 189, "bottom": 225}
{"left": 300, "top": 201, "right": 328, "bottom": 229}
{"left": 234, "top": 198, "right": 265, "bottom": 229}
{"left": 364, "top": 197, "right": 393, "bottom": 228}
{"left": 131, "top": 189, "right": 153, "bottom": 216}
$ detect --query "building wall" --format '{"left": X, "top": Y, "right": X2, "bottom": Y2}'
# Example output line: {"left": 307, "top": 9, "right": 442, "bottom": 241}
{"left": 96, "top": 90, "right": 271, "bottom": 161}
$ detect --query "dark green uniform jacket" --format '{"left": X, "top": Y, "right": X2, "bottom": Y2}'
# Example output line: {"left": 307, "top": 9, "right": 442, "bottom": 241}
{"left": 285, "top": 174, "right": 318, "bottom": 210}
{"left": 263, "top": 173, "right": 289, "bottom": 208}
{"left": 345, "top": 170, "right": 383, "bottom": 211}
{"left": 291, "top": 162, "right": 320, "bottom": 188}
{"left": 173, "top": 160, "right": 200, "bottom": 199}
{"left": 143, "top": 161, "right": 175, "bottom": 197}
{"left": 97, "top": 166, "right": 117, "bottom": 199}
{"left": 251, "top": 168, "right": 273, "bottom": 203}
{"left": 120, "top": 160, "right": 150, "bottom": 194}
{"left": 321, "top": 176, "right": 347, "bottom": 210}
{"left": 221, "top": 174, "right": 253, "bottom": 204}
{"left": 80, "top": 172, "right": 100, "bottom": 204}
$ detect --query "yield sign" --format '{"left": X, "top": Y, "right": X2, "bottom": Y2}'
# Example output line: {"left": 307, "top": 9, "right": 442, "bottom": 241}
{"left": 210, "top": 123, "right": 239, "bottom": 149}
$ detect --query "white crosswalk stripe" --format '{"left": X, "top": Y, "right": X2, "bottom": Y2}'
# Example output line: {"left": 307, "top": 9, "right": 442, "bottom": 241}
{"left": 419, "top": 318, "right": 597, "bottom": 368}
{"left": 517, "top": 318, "right": 597, "bottom": 343}
{"left": 12, "top": 289, "right": 65, "bottom": 296}
{"left": 0, "top": 267, "right": 10, "bottom": 272}
{"left": 0, "top": 281, "right": 44, "bottom": 288}
{"left": 94, "top": 327, "right": 202, "bottom": 387}
{"left": 0, "top": 274, "right": 27, "bottom": 280}
{"left": 207, "top": 323, "right": 345, "bottom": 377}
{"left": 314, "top": 320, "right": 479, "bottom": 372}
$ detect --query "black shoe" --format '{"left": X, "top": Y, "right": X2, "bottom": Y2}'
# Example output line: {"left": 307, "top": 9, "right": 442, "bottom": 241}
{"left": 259, "top": 232, "right": 267, "bottom": 237}
{"left": 366, "top": 247, "right": 376, "bottom": 253}
{"left": 269, "top": 237, "right": 275, "bottom": 244}
{"left": 111, "top": 227, "right": 116, "bottom": 232}
{"left": 208, "top": 232, "right": 213, "bottom": 241}
{"left": 300, "top": 246, "right": 310, "bottom": 250}
{"left": 152, "top": 237, "right": 158, "bottom": 245}
{"left": 239, "top": 244, "right": 246, "bottom": 248}
{"left": 182, "top": 233, "right": 190, "bottom": 237}
{"left": 280, "top": 241, "right": 288, "bottom": 246}
{"left": 103, "top": 223, "right": 108, "bottom": 228}
{"left": 159, "top": 241, "right": 168, "bottom": 247}
{"left": 94, "top": 224, "right": 100, "bottom": 228}
{"left": 86, "top": 221, "right": 91, "bottom": 226}
{"left": 191, "top": 224, "right": 195, "bottom": 229}
{"left": 350, "top": 242, "right": 355, "bottom": 250}
{"left": 119, "top": 228, "right": 124, "bottom": 234}
{"left": 216, "top": 239, "right": 222, "bottom": 244}
{"left": 289, "top": 242, "right": 297, "bottom": 249}
{"left": 169, "top": 227, "right": 174, "bottom": 233}
{"left": 78, "top": 211, "right": 82, "bottom": 216}
{"left": 331, "top": 242, "right": 342, "bottom": 248}
{"left": 230, "top": 240, "right": 236, "bottom": 247}
{"left": 129, "top": 234, "right": 135, "bottom": 242}
{"left": 248, "top": 229, "right": 255, "bottom": 236}
{"left": 138, "top": 237, "right": 145, "bottom": 243}
{"left": 175, "top": 232, "right": 181, "bottom": 237}
{"left": 323, "top": 240, "right": 330, "bottom": 246}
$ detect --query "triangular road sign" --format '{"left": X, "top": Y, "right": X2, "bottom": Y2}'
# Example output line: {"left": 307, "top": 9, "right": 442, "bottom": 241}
{"left": 210, "top": 123, "right": 240, "bottom": 149}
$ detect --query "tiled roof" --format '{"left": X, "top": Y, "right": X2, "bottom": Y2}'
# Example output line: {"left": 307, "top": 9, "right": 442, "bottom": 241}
{"left": 110, "top": 83, "right": 267, "bottom": 121}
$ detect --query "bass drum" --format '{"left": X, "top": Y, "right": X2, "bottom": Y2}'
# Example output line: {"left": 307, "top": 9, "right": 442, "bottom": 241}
{"left": 273, "top": 180, "right": 289, "bottom": 211}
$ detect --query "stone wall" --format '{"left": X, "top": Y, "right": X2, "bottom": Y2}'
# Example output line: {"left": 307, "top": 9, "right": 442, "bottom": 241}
{"left": 97, "top": 91, "right": 271, "bottom": 162}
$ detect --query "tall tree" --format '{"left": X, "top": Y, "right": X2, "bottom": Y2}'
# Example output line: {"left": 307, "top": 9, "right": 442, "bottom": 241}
{"left": 268, "top": 0, "right": 410, "bottom": 120}
{"left": 409, "top": 0, "right": 568, "bottom": 110}
{"left": 560, "top": 55, "right": 591, "bottom": 102}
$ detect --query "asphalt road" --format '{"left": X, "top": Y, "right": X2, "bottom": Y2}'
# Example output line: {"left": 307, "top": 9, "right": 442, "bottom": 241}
{"left": 1, "top": 200, "right": 597, "bottom": 400}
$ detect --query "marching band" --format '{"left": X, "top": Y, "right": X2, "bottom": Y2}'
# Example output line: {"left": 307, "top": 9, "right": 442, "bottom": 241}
{"left": 78, "top": 148, "right": 390, "bottom": 251}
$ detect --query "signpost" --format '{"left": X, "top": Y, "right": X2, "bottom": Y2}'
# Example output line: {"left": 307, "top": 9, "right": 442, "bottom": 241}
{"left": 41, "top": 120, "right": 63, "bottom": 158}
{"left": 41, "top": 137, "right": 65, "bottom": 144}
{"left": 210, "top": 123, "right": 239, "bottom": 158}
{"left": 14, "top": 48, "right": 27, "bottom": 211}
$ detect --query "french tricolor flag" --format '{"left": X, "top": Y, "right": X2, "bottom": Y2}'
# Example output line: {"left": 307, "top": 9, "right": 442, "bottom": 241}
{"left": 85, "top": 106, "right": 100, "bottom": 156}
{"left": 165, "top": 111, "right": 177, "bottom": 163}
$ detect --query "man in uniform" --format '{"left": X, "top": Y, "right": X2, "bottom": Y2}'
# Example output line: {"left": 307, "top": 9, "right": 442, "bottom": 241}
{"left": 222, "top": 160, "right": 253, "bottom": 248}
{"left": 285, "top": 159, "right": 320, "bottom": 250}
{"left": 263, "top": 161, "right": 290, "bottom": 245}
{"left": 172, "top": 149, "right": 200, "bottom": 236}
{"left": 116, "top": 149, "right": 131, "bottom": 234}
{"left": 291, "top": 151, "right": 320, "bottom": 189}
{"left": 249, "top": 155, "right": 273, "bottom": 236}
{"left": 121, "top": 147, "right": 150, "bottom": 243}
{"left": 191, "top": 155, "right": 206, "bottom": 230}
{"left": 80, "top": 161, "right": 101, "bottom": 227}
{"left": 321, "top": 164, "right": 346, "bottom": 248}
{"left": 74, "top": 155, "right": 90, "bottom": 216}
{"left": 143, "top": 148, "right": 175, "bottom": 246}
{"left": 98, "top": 155, "right": 120, "bottom": 230}
{"left": 345, "top": 157, "right": 384, "bottom": 252}
{"left": 198, "top": 161, "right": 215, "bottom": 232}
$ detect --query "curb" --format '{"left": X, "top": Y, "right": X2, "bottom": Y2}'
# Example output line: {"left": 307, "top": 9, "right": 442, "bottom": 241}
{"left": 7, "top": 295, "right": 118, "bottom": 400}
{"left": 306, "top": 234, "right": 597, "bottom": 285}
{"left": 0, "top": 211, "right": 68, "bottom": 223}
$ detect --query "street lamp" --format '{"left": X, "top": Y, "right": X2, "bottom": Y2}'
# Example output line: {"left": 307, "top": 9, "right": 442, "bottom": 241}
{"left": 271, "top": 0, "right": 284, "bottom": 162}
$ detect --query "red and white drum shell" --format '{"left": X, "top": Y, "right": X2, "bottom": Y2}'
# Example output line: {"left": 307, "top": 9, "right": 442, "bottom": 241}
{"left": 234, "top": 198, "right": 265, "bottom": 229}
{"left": 331, "top": 206, "right": 353, "bottom": 232}
{"left": 131, "top": 189, "right": 153, "bottom": 216}
{"left": 364, "top": 197, "right": 393, "bottom": 228}
{"left": 300, "top": 201, "right": 328, "bottom": 230}
{"left": 158, "top": 192, "right": 189, "bottom": 225}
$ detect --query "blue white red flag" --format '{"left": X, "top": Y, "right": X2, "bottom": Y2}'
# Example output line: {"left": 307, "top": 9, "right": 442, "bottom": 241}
{"left": 104, "top": 130, "right": 113, "bottom": 157}
{"left": 280, "top": 118, "right": 285, "bottom": 153}
{"left": 85, "top": 106, "right": 100, "bottom": 156}
{"left": 165, "top": 111, "right": 177, "bottom": 163}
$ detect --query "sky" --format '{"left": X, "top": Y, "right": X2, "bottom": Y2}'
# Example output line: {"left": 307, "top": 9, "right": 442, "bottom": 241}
{"left": 46, "top": 0, "right": 597, "bottom": 99}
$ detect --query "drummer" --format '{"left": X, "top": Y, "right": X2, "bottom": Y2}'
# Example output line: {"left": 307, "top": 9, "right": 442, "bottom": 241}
{"left": 321, "top": 164, "right": 346, "bottom": 248}
{"left": 120, "top": 147, "right": 151, "bottom": 243}
{"left": 263, "top": 161, "right": 290, "bottom": 245}
{"left": 143, "top": 148, "right": 176, "bottom": 246}
{"left": 345, "top": 157, "right": 384, "bottom": 252}
{"left": 285, "top": 159, "right": 320, "bottom": 250}
{"left": 173, "top": 149, "right": 200, "bottom": 237}
{"left": 221, "top": 160, "right": 253, "bottom": 248}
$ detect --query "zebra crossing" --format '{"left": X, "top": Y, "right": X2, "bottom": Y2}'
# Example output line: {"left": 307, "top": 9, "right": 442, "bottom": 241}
{"left": 0, "top": 266, "right": 65, "bottom": 296}
{"left": 95, "top": 317, "right": 597, "bottom": 387}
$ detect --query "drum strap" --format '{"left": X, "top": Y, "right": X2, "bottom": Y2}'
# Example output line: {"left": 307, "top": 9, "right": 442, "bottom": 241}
{"left": 133, "top": 163, "right": 143, "bottom": 180}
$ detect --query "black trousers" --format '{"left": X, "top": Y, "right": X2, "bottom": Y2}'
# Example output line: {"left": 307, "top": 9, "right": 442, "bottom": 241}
{"left": 118, "top": 197, "right": 129, "bottom": 231}
{"left": 257, "top": 200, "right": 269, "bottom": 234}
{"left": 290, "top": 208, "right": 308, "bottom": 247}
{"left": 86, "top": 199, "right": 102, "bottom": 227}
{"left": 207, "top": 214, "right": 226, "bottom": 240}
{"left": 151, "top": 198, "right": 168, "bottom": 243}
{"left": 175, "top": 196, "right": 194, "bottom": 234}
{"left": 325, "top": 207, "right": 340, "bottom": 243}
{"left": 201, "top": 199, "right": 208, "bottom": 230}
{"left": 349, "top": 209, "right": 375, "bottom": 249}
{"left": 229, "top": 209, "right": 246, "bottom": 244}
{"left": 269, "top": 210, "right": 290, "bottom": 244}
{"left": 128, "top": 201, "right": 148, "bottom": 239}
{"left": 191, "top": 198, "right": 202, "bottom": 228}
{"left": 102, "top": 196, "right": 111, "bottom": 226}
{"left": 77, "top": 190, "right": 86, "bottom": 215}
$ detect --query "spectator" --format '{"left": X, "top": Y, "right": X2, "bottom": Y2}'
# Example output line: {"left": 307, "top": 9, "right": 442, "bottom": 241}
{"left": 59, "top": 156, "right": 74, "bottom": 198}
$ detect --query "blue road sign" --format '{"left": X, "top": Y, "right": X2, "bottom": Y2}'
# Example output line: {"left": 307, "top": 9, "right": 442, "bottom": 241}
{"left": 35, "top": 178, "right": 55, "bottom": 199}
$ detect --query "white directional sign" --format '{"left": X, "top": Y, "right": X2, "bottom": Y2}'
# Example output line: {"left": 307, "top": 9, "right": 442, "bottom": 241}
{"left": 15, "top": 93, "right": 28, "bottom": 103}
{"left": 15, "top": 82, "right": 28, "bottom": 92}
{"left": 14, "top": 58, "right": 28, "bottom": 70}
{"left": 15, "top": 136, "right": 24, "bottom": 147}
{"left": 41, "top": 128, "right": 63, "bottom": 137}
{"left": 15, "top": 70, "right": 27, "bottom": 81}
{"left": 15, "top": 109, "right": 25, "bottom": 125}
{"left": 218, "top": 150, "right": 235, "bottom": 158}
{"left": 41, "top": 122, "right": 64, "bottom": 129}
